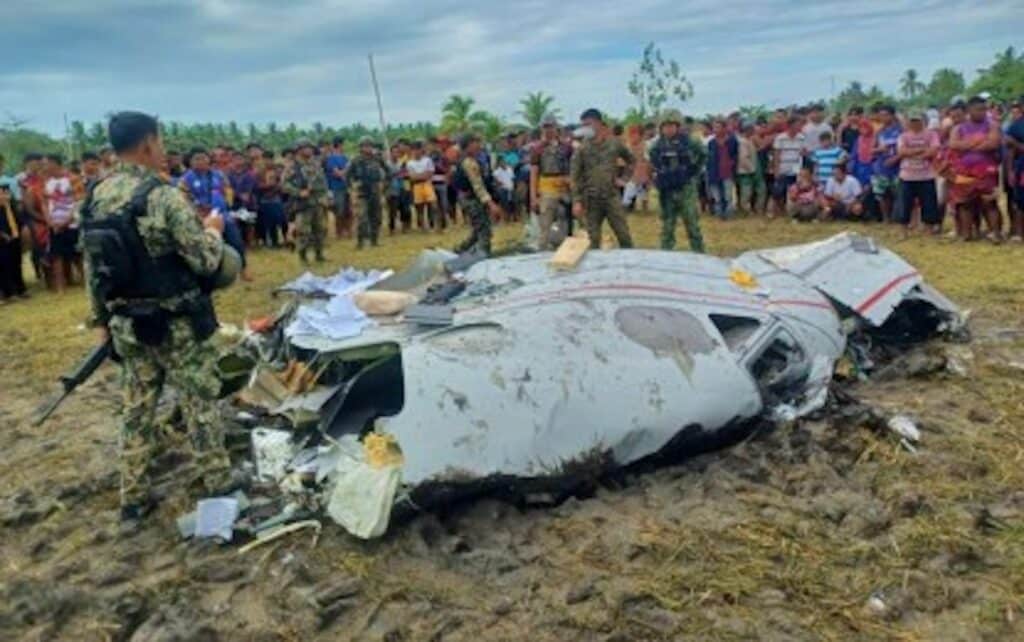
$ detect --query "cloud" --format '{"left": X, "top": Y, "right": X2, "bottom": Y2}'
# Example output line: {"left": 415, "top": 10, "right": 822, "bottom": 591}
{"left": 2, "top": 0, "right": 1019, "bottom": 134}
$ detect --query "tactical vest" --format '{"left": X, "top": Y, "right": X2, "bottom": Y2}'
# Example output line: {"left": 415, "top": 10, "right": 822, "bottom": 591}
{"left": 453, "top": 157, "right": 491, "bottom": 197}
{"left": 539, "top": 141, "right": 571, "bottom": 176}
{"left": 653, "top": 136, "right": 693, "bottom": 192}
{"left": 80, "top": 177, "right": 218, "bottom": 346}
{"left": 351, "top": 157, "right": 385, "bottom": 197}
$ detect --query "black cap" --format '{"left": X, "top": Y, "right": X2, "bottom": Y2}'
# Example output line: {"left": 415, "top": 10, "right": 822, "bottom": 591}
{"left": 580, "top": 108, "right": 603, "bottom": 122}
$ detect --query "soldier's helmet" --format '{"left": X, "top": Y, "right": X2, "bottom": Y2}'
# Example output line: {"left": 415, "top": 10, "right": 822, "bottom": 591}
{"left": 294, "top": 138, "right": 315, "bottom": 150}
{"left": 211, "top": 244, "right": 242, "bottom": 290}
{"left": 540, "top": 113, "right": 559, "bottom": 127}
{"left": 659, "top": 109, "right": 684, "bottom": 126}
{"left": 358, "top": 136, "right": 375, "bottom": 147}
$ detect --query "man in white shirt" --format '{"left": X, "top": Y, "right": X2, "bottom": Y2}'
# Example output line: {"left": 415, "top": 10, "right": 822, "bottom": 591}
{"left": 771, "top": 116, "right": 806, "bottom": 216}
{"left": 821, "top": 164, "right": 865, "bottom": 219}
{"left": 801, "top": 104, "right": 834, "bottom": 153}
{"left": 405, "top": 141, "right": 441, "bottom": 230}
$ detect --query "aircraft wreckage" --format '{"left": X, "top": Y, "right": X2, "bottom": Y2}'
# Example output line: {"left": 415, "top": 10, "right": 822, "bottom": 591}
{"left": 230, "top": 232, "right": 962, "bottom": 539}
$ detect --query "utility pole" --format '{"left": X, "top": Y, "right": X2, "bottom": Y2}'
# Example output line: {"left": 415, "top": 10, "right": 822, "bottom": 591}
{"left": 63, "top": 112, "right": 74, "bottom": 161}
{"left": 367, "top": 53, "right": 391, "bottom": 163}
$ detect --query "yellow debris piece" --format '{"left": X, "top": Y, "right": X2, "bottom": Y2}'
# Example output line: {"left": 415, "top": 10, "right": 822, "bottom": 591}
{"left": 729, "top": 268, "right": 758, "bottom": 289}
{"left": 550, "top": 233, "right": 590, "bottom": 271}
{"left": 363, "top": 432, "right": 405, "bottom": 468}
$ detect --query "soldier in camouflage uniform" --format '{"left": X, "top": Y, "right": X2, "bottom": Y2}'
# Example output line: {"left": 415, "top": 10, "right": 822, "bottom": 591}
{"left": 453, "top": 134, "right": 502, "bottom": 255}
{"left": 570, "top": 108, "right": 635, "bottom": 249}
{"left": 281, "top": 138, "right": 329, "bottom": 263}
{"left": 80, "top": 112, "right": 236, "bottom": 522}
{"left": 649, "top": 109, "right": 706, "bottom": 252}
{"left": 347, "top": 136, "right": 390, "bottom": 249}
{"left": 529, "top": 113, "right": 573, "bottom": 250}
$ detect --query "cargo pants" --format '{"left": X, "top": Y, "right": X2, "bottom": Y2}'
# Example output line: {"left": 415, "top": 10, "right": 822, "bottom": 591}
{"left": 355, "top": 194, "right": 383, "bottom": 247}
{"left": 295, "top": 206, "right": 326, "bottom": 258}
{"left": 455, "top": 196, "right": 492, "bottom": 255}
{"left": 659, "top": 183, "right": 704, "bottom": 253}
{"left": 109, "top": 316, "right": 232, "bottom": 508}
{"left": 583, "top": 194, "right": 633, "bottom": 249}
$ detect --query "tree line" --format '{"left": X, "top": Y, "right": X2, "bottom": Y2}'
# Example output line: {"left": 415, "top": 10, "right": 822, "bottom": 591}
{"left": 2, "top": 45, "right": 1022, "bottom": 167}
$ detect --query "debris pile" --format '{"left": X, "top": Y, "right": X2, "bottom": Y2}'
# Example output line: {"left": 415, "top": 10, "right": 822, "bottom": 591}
{"left": 193, "top": 233, "right": 964, "bottom": 542}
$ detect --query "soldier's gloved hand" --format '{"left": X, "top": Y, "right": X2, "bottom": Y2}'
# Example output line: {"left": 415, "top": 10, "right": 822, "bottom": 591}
{"left": 572, "top": 202, "right": 585, "bottom": 219}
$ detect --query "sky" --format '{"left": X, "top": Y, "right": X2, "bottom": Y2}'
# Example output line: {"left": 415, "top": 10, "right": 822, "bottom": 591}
{"left": 3, "top": 0, "right": 1020, "bottom": 136}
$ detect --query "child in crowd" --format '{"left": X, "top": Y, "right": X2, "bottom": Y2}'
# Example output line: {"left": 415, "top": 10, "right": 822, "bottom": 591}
{"left": 787, "top": 167, "right": 822, "bottom": 222}
{"left": 810, "top": 132, "right": 846, "bottom": 187}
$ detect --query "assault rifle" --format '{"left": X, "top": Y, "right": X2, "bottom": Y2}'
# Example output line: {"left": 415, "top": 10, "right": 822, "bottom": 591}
{"left": 33, "top": 338, "right": 113, "bottom": 426}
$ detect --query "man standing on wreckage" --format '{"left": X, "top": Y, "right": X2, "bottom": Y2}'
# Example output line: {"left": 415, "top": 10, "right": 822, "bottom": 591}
{"left": 80, "top": 111, "right": 243, "bottom": 527}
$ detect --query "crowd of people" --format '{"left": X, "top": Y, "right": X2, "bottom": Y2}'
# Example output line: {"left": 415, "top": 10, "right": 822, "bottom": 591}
{"left": 2, "top": 92, "right": 1023, "bottom": 305}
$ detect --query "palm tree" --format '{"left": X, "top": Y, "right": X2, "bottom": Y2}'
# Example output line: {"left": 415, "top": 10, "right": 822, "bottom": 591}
{"left": 440, "top": 95, "right": 491, "bottom": 134}
{"left": 899, "top": 69, "right": 925, "bottom": 100}
{"left": 517, "top": 91, "right": 559, "bottom": 128}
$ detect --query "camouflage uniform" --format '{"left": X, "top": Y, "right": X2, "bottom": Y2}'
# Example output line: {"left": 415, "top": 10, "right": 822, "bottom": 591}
{"left": 570, "top": 137, "right": 635, "bottom": 249}
{"left": 84, "top": 162, "right": 230, "bottom": 509}
{"left": 281, "top": 156, "right": 329, "bottom": 261}
{"left": 530, "top": 137, "right": 572, "bottom": 250}
{"left": 649, "top": 132, "right": 707, "bottom": 252}
{"left": 347, "top": 152, "right": 389, "bottom": 248}
{"left": 455, "top": 156, "right": 494, "bottom": 255}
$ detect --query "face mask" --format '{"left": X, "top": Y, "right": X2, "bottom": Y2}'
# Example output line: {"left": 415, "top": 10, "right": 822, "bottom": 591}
{"left": 574, "top": 126, "right": 595, "bottom": 140}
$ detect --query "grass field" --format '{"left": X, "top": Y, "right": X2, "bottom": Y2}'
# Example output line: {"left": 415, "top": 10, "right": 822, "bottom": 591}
{"left": 1, "top": 212, "right": 1023, "bottom": 641}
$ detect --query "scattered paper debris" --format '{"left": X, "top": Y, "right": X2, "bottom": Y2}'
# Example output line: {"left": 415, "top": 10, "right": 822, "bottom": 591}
{"left": 195, "top": 497, "right": 240, "bottom": 541}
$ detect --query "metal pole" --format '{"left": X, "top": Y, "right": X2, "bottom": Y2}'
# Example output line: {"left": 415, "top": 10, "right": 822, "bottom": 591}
{"left": 63, "top": 112, "right": 74, "bottom": 161}
{"left": 368, "top": 53, "right": 392, "bottom": 164}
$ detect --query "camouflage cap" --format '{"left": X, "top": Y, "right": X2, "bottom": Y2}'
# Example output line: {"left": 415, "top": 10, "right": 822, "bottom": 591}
{"left": 358, "top": 136, "right": 375, "bottom": 147}
{"left": 541, "top": 113, "right": 559, "bottom": 127}
{"left": 294, "top": 138, "right": 315, "bottom": 150}
{"left": 659, "top": 109, "right": 684, "bottom": 126}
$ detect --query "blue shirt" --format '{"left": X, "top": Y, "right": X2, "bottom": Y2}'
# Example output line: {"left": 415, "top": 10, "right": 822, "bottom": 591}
{"left": 874, "top": 124, "right": 902, "bottom": 178}
{"left": 324, "top": 153, "right": 348, "bottom": 191}
{"left": 1007, "top": 117, "right": 1024, "bottom": 174}
{"left": 811, "top": 146, "right": 845, "bottom": 185}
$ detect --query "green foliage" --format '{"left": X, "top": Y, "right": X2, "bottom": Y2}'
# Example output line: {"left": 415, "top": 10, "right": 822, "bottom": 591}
{"left": 627, "top": 42, "right": 693, "bottom": 121}
{"left": 899, "top": 68, "right": 926, "bottom": 100}
{"left": 968, "top": 46, "right": 1024, "bottom": 102}
{"left": 924, "top": 68, "right": 966, "bottom": 106}
{"left": 517, "top": 91, "right": 560, "bottom": 128}
{"left": 829, "top": 81, "right": 898, "bottom": 114}
{"left": 440, "top": 94, "right": 495, "bottom": 135}
{"left": 0, "top": 117, "right": 63, "bottom": 169}
{"left": 738, "top": 104, "right": 770, "bottom": 122}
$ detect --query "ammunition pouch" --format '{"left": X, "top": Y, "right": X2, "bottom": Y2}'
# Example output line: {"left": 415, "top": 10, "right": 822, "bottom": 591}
{"left": 112, "top": 294, "right": 217, "bottom": 347}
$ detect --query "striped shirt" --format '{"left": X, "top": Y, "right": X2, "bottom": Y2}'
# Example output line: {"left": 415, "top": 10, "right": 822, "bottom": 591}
{"left": 811, "top": 146, "right": 846, "bottom": 185}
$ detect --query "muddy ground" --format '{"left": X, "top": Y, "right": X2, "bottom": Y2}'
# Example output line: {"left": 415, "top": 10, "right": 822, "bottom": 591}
{"left": 1, "top": 219, "right": 1023, "bottom": 641}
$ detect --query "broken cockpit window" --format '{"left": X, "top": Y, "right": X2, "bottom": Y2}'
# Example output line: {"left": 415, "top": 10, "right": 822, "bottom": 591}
{"left": 709, "top": 314, "right": 763, "bottom": 351}
{"left": 747, "top": 328, "right": 811, "bottom": 406}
